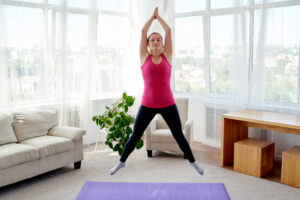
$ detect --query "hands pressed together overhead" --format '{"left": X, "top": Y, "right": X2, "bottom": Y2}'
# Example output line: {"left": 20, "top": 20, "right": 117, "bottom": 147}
{"left": 152, "top": 7, "right": 159, "bottom": 19}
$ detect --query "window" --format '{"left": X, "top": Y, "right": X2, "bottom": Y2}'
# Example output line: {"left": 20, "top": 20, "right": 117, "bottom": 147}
{"left": 93, "top": 14, "right": 130, "bottom": 97}
{"left": 175, "top": 16, "right": 205, "bottom": 93}
{"left": 48, "top": 0, "right": 90, "bottom": 8}
{"left": 255, "top": 0, "right": 292, "bottom": 4}
{"left": 1, "top": 0, "right": 130, "bottom": 105}
{"left": 97, "top": 0, "right": 128, "bottom": 12}
{"left": 174, "top": 0, "right": 298, "bottom": 107}
{"left": 175, "top": 0, "right": 205, "bottom": 13}
{"left": 210, "top": 15, "right": 234, "bottom": 94}
{"left": 55, "top": 13, "right": 89, "bottom": 98}
{"left": 211, "top": 0, "right": 247, "bottom": 9}
{"left": 254, "top": 6, "right": 300, "bottom": 104}
{"left": 4, "top": 6, "right": 44, "bottom": 103}
{"left": 17, "top": 0, "right": 43, "bottom": 3}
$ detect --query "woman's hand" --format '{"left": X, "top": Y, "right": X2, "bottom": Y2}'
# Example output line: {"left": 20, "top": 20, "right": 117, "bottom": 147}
{"left": 154, "top": 7, "right": 159, "bottom": 19}
{"left": 152, "top": 7, "right": 157, "bottom": 19}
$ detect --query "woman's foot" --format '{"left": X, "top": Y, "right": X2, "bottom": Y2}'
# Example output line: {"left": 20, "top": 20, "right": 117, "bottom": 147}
{"left": 109, "top": 161, "right": 125, "bottom": 175}
{"left": 189, "top": 161, "right": 204, "bottom": 175}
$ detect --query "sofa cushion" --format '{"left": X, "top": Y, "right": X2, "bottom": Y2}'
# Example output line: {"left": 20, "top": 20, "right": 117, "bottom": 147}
{"left": 20, "top": 135, "right": 73, "bottom": 158}
{"left": 0, "top": 114, "right": 17, "bottom": 145}
{"left": 0, "top": 143, "right": 39, "bottom": 170}
{"left": 12, "top": 110, "right": 58, "bottom": 142}
{"left": 151, "top": 129, "right": 186, "bottom": 143}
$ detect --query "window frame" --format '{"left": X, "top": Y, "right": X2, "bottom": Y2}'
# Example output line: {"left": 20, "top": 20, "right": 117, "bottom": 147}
{"left": 1, "top": 0, "right": 130, "bottom": 106}
{"left": 173, "top": 0, "right": 300, "bottom": 108}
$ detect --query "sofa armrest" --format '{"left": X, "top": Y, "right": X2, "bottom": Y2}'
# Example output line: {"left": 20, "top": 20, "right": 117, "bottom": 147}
{"left": 145, "top": 119, "right": 157, "bottom": 148}
{"left": 48, "top": 126, "right": 86, "bottom": 141}
{"left": 184, "top": 120, "right": 193, "bottom": 144}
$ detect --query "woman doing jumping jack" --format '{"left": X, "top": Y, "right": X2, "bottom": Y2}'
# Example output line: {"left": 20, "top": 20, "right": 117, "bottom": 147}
{"left": 109, "top": 7, "right": 204, "bottom": 176}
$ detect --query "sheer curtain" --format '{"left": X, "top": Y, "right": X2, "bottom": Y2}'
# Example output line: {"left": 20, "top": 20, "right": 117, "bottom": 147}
{"left": 0, "top": 0, "right": 137, "bottom": 145}
{"left": 209, "top": 11, "right": 249, "bottom": 111}
{"left": 0, "top": 1, "right": 8, "bottom": 110}
{"left": 203, "top": 9, "right": 249, "bottom": 145}
{"left": 0, "top": 2, "right": 48, "bottom": 110}
{"left": 177, "top": 1, "right": 249, "bottom": 146}
{"left": 250, "top": 1, "right": 300, "bottom": 153}
{"left": 173, "top": 0, "right": 300, "bottom": 148}
{"left": 251, "top": 1, "right": 300, "bottom": 110}
{"left": 1, "top": 0, "right": 299, "bottom": 149}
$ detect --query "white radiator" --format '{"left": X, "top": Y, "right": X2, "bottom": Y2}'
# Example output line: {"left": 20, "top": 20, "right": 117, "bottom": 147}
{"left": 205, "top": 106, "right": 228, "bottom": 141}
{"left": 69, "top": 105, "right": 80, "bottom": 127}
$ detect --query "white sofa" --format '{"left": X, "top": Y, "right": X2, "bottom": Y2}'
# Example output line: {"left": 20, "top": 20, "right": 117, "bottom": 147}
{"left": 0, "top": 110, "right": 86, "bottom": 187}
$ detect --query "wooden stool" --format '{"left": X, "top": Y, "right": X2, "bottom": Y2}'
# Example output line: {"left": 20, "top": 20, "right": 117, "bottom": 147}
{"left": 281, "top": 146, "right": 300, "bottom": 188}
{"left": 234, "top": 138, "right": 275, "bottom": 177}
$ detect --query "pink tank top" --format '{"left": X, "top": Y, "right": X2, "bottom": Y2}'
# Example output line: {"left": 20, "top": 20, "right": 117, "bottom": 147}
{"left": 141, "top": 53, "right": 175, "bottom": 108}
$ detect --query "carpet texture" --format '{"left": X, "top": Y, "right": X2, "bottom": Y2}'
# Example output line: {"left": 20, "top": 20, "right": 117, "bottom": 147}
{"left": 76, "top": 181, "right": 230, "bottom": 200}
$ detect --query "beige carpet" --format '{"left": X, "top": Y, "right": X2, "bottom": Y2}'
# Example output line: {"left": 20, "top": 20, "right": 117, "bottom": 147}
{"left": 0, "top": 143, "right": 300, "bottom": 200}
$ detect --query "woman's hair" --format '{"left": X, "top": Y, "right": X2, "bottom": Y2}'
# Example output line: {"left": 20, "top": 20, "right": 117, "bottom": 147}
{"left": 147, "top": 32, "right": 163, "bottom": 44}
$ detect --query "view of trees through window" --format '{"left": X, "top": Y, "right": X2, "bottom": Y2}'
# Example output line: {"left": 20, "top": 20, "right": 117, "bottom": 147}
{"left": 95, "top": 14, "right": 130, "bottom": 96}
{"left": 1, "top": 0, "right": 299, "bottom": 106}
{"left": 2, "top": 0, "right": 129, "bottom": 105}
{"left": 175, "top": 16, "right": 205, "bottom": 93}
{"left": 174, "top": 0, "right": 299, "bottom": 105}
{"left": 255, "top": 6, "right": 300, "bottom": 104}
{"left": 5, "top": 6, "right": 45, "bottom": 103}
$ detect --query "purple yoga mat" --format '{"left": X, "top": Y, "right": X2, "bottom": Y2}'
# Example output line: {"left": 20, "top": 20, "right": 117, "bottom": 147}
{"left": 76, "top": 181, "right": 230, "bottom": 200}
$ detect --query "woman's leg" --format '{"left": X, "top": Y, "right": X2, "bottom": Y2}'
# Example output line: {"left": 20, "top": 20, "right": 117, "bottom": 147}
{"left": 110, "top": 105, "right": 156, "bottom": 175}
{"left": 120, "top": 105, "right": 156, "bottom": 162}
{"left": 160, "top": 104, "right": 195, "bottom": 162}
{"left": 160, "top": 104, "right": 204, "bottom": 175}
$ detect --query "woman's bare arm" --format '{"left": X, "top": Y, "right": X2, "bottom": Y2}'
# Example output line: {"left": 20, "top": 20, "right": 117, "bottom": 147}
{"left": 155, "top": 8, "right": 172, "bottom": 63}
{"left": 140, "top": 9, "right": 156, "bottom": 66}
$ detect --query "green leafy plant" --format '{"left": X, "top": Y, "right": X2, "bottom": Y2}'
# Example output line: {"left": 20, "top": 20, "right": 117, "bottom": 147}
{"left": 92, "top": 92, "right": 143, "bottom": 156}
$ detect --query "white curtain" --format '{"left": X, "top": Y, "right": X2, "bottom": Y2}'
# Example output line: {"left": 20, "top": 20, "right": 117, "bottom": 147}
{"left": 0, "top": 0, "right": 8, "bottom": 110}
{"left": 173, "top": 0, "right": 300, "bottom": 149}
{"left": 209, "top": 11, "right": 249, "bottom": 111}
{"left": 249, "top": 1, "right": 300, "bottom": 152}
{"left": 251, "top": 1, "right": 300, "bottom": 112}
{"left": 1, "top": 0, "right": 299, "bottom": 149}
{"left": 0, "top": 0, "right": 138, "bottom": 145}
{"left": 202, "top": 9, "right": 249, "bottom": 145}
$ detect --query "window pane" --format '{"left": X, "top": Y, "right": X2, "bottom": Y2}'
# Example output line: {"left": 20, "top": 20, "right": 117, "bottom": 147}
{"left": 15, "top": 0, "right": 43, "bottom": 3}
{"left": 175, "top": 16, "right": 205, "bottom": 93}
{"left": 94, "top": 14, "right": 130, "bottom": 97}
{"left": 55, "top": 13, "right": 89, "bottom": 99}
{"left": 211, "top": 0, "right": 247, "bottom": 9}
{"left": 67, "top": 0, "right": 90, "bottom": 8}
{"left": 4, "top": 6, "right": 44, "bottom": 103}
{"left": 49, "top": 0, "right": 91, "bottom": 8}
{"left": 255, "top": 0, "right": 292, "bottom": 4}
{"left": 175, "top": 0, "right": 205, "bottom": 13}
{"left": 97, "top": 0, "right": 128, "bottom": 12}
{"left": 254, "top": 6, "right": 300, "bottom": 103}
{"left": 210, "top": 15, "right": 234, "bottom": 94}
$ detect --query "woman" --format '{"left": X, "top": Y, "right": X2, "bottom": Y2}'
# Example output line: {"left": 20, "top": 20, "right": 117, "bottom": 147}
{"left": 110, "top": 7, "right": 204, "bottom": 176}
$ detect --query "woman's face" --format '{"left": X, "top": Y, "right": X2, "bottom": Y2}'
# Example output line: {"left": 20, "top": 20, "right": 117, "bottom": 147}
{"left": 148, "top": 34, "right": 163, "bottom": 51}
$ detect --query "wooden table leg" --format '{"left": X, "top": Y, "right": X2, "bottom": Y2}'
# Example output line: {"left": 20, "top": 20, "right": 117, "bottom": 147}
{"left": 221, "top": 118, "right": 248, "bottom": 167}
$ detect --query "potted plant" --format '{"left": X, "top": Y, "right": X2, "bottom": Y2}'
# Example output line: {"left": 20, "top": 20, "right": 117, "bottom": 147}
{"left": 92, "top": 92, "right": 143, "bottom": 156}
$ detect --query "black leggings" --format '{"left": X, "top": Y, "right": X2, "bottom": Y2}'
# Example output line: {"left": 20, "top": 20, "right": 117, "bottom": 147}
{"left": 120, "top": 103, "right": 195, "bottom": 163}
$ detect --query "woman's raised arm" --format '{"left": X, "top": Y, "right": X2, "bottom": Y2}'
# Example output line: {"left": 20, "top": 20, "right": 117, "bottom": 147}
{"left": 155, "top": 8, "right": 172, "bottom": 61}
{"left": 140, "top": 9, "right": 156, "bottom": 65}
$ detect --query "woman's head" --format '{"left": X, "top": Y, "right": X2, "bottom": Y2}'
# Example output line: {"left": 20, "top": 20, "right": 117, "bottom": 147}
{"left": 147, "top": 32, "right": 163, "bottom": 52}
